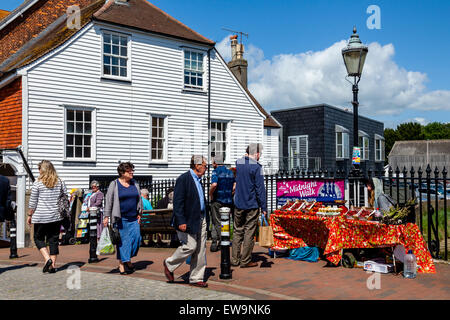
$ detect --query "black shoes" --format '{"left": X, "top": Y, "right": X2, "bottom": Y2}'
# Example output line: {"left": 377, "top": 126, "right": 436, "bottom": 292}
{"left": 125, "top": 263, "right": 135, "bottom": 273}
{"left": 43, "top": 259, "right": 53, "bottom": 273}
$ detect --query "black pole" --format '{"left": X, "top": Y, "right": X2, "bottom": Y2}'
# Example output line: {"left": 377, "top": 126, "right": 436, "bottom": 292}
{"left": 9, "top": 217, "right": 18, "bottom": 259}
{"left": 88, "top": 207, "right": 99, "bottom": 263}
{"left": 352, "top": 82, "right": 360, "bottom": 176}
{"left": 219, "top": 207, "right": 232, "bottom": 279}
{"left": 426, "top": 165, "right": 432, "bottom": 256}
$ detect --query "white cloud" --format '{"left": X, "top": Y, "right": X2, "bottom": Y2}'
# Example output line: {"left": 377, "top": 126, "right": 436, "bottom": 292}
{"left": 216, "top": 36, "right": 450, "bottom": 117}
{"left": 216, "top": 36, "right": 231, "bottom": 62}
{"left": 413, "top": 117, "right": 429, "bottom": 125}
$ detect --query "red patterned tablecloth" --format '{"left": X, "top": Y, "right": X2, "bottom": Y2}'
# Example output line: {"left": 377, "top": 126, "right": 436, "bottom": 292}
{"left": 270, "top": 211, "right": 436, "bottom": 273}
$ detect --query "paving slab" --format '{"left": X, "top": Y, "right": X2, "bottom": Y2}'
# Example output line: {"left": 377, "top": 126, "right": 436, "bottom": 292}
{"left": 0, "top": 243, "right": 449, "bottom": 300}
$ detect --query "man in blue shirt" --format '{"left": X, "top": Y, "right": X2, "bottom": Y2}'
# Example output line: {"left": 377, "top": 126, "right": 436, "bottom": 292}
{"left": 232, "top": 143, "right": 267, "bottom": 268}
{"left": 208, "top": 156, "right": 235, "bottom": 252}
{"left": 164, "top": 155, "right": 209, "bottom": 288}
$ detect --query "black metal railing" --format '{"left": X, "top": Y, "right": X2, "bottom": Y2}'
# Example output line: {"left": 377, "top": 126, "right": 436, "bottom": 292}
{"left": 145, "top": 165, "right": 448, "bottom": 261}
{"left": 89, "top": 175, "right": 153, "bottom": 196}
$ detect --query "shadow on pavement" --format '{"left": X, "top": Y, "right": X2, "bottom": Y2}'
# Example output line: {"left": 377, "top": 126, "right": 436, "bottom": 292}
{"left": 134, "top": 260, "right": 153, "bottom": 271}
{"left": 0, "top": 263, "right": 38, "bottom": 275}
{"left": 57, "top": 261, "right": 86, "bottom": 272}
{"left": 252, "top": 251, "right": 274, "bottom": 268}
{"left": 255, "top": 255, "right": 274, "bottom": 268}
{"left": 179, "top": 267, "right": 217, "bottom": 283}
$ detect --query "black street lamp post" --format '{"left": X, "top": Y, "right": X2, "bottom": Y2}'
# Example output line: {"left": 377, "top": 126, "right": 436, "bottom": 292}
{"left": 342, "top": 27, "right": 368, "bottom": 175}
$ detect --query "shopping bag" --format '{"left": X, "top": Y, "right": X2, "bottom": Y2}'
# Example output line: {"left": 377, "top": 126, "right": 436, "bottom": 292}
{"left": 259, "top": 215, "right": 274, "bottom": 248}
{"left": 96, "top": 228, "right": 115, "bottom": 255}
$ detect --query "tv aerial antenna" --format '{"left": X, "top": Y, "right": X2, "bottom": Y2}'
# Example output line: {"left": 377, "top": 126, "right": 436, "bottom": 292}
{"left": 222, "top": 27, "right": 249, "bottom": 44}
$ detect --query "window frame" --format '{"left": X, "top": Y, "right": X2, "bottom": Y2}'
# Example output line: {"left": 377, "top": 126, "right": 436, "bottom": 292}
{"left": 63, "top": 106, "right": 96, "bottom": 162}
{"left": 182, "top": 47, "right": 206, "bottom": 92}
{"left": 374, "top": 134, "right": 385, "bottom": 162}
{"left": 288, "top": 135, "right": 309, "bottom": 170}
{"left": 210, "top": 120, "right": 230, "bottom": 165}
{"left": 101, "top": 30, "right": 132, "bottom": 81}
{"left": 335, "top": 125, "right": 349, "bottom": 160}
{"left": 358, "top": 130, "right": 370, "bottom": 161}
{"left": 149, "top": 114, "right": 168, "bottom": 164}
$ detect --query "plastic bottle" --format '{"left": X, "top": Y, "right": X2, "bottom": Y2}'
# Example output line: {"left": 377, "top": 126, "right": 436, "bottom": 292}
{"left": 403, "top": 250, "right": 417, "bottom": 279}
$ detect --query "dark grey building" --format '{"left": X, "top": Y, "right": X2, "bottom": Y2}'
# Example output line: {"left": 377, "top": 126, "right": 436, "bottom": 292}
{"left": 271, "top": 104, "right": 385, "bottom": 174}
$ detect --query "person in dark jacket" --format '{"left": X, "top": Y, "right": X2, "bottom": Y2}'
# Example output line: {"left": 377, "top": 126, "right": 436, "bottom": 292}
{"left": 156, "top": 187, "right": 174, "bottom": 210}
{"left": 232, "top": 143, "right": 267, "bottom": 268}
{"left": 163, "top": 155, "right": 209, "bottom": 288}
{"left": 0, "top": 175, "right": 12, "bottom": 222}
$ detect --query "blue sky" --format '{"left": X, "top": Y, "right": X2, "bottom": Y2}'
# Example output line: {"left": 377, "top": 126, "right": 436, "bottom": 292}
{"left": 2, "top": 0, "right": 450, "bottom": 128}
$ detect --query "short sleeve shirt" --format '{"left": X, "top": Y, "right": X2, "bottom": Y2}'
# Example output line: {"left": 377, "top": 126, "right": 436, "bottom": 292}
{"left": 211, "top": 166, "right": 235, "bottom": 204}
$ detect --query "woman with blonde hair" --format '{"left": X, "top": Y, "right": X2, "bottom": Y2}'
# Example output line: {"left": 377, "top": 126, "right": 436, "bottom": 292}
{"left": 27, "top": 160, "right": 67, "bottom": 273}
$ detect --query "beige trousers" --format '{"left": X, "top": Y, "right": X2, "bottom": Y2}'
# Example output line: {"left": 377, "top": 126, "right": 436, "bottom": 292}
{"left": 231, "top": 208, "right": 259, "bottom": 266}
{"left": 165, "top": 217, "right": 207, "bottom": 283}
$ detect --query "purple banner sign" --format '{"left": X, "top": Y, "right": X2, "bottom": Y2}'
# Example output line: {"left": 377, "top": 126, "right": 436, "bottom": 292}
{"left": 277, "top": 179, "right": 345, "bottom": 203}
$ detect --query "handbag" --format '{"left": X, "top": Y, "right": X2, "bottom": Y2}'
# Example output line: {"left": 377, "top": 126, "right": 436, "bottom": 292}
{"left": 259, "top": 214, "right": 274, "bottom": 248}
{"left": 57, "top": 180, "right": 70, "bottom": 219}
{"left": 108, "top": 223, "right": 121, "bottom": 245}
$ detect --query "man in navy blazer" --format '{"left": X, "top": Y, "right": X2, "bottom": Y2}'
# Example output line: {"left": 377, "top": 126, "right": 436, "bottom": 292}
{"left": 0, "top": 175, "right": 12, "bottom": 222}
{"left": 164, "top": 155, "right": 210, "bottom": 288}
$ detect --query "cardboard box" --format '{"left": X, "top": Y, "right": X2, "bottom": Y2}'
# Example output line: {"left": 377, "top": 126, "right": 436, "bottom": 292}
{"left": 363, "top": 260, "right": 394, "bottom": 273}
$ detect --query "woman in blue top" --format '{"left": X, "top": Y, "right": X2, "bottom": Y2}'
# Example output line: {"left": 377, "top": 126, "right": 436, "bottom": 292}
{"left": 140, "top": 189, "right": 153, "bottom": 211}
{"left": 104, "top": 162, "right": 143, "bottom": 275}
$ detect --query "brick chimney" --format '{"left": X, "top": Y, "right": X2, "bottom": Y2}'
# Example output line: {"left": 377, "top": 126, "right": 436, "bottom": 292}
{"left": 227, "top": 35, "right": 248, "bottom": 89}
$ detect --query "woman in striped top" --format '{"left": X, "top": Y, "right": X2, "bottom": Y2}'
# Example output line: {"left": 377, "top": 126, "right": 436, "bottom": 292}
{"left": 27, "top": 160, "right": 66, "bottom": 273}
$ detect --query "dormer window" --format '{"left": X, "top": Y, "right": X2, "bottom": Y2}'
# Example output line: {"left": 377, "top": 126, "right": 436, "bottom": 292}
{"left": 102, "top": 31, "right": 130, "bottom": 80}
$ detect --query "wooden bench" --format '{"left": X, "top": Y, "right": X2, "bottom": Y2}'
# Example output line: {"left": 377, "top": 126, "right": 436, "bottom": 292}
{"left": 140, "top": 209, "right": 176, "bottom": 246}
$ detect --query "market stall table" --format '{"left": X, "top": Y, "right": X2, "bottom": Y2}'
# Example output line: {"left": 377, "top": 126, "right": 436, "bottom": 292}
{"left": 270, "top": 211, "right": 436, "bottom": 273}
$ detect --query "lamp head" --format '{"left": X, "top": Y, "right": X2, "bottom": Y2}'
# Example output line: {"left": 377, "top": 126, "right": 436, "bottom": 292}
{"left": 342, "top": 27, "right": 368, "bottom": 78}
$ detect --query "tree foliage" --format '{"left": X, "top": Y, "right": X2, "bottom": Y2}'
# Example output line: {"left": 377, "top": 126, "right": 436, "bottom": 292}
{"left": 422, "top": 122, "right": 450, "bottom": 140}
{"left": 384, "top": 121, "right": 450, "bottom": 157}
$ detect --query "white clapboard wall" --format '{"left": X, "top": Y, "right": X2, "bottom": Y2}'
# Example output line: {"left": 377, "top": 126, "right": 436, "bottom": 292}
{"left": 20, "top": 22, "right": 275, "bottom": 190}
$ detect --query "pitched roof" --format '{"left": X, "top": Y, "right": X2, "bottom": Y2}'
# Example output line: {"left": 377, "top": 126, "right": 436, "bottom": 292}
{"left": 0, "top": 0, "right": 105, "bottom": 74}
{"left": 0, "top": 10, "right": 10, "bottom": 21}
{"left": 390, "top": 140, "right": 450, "bottom": 156}
{"left": 93, "top": 0, "right": 215, "bottom": 46}
{"left": 244, "top": 88, "right": 281, "bottom": 128}
{"left": 0, "top": 0, "right": 39, "bottom": 30}
{"left": 0, "top": 0, "right": 216, "bottom": 77}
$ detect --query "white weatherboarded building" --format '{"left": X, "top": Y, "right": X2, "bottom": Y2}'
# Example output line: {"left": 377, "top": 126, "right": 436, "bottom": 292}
{"left": 1, "top": 0, "right": 279, "bottom": 190}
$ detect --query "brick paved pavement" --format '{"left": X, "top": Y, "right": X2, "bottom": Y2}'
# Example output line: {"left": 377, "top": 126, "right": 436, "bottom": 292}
{"left": 0, "top": 243, "right": 449, "bottom": 300}
{"left": 0, "top": 264, "right": 250, "bottom": 300}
